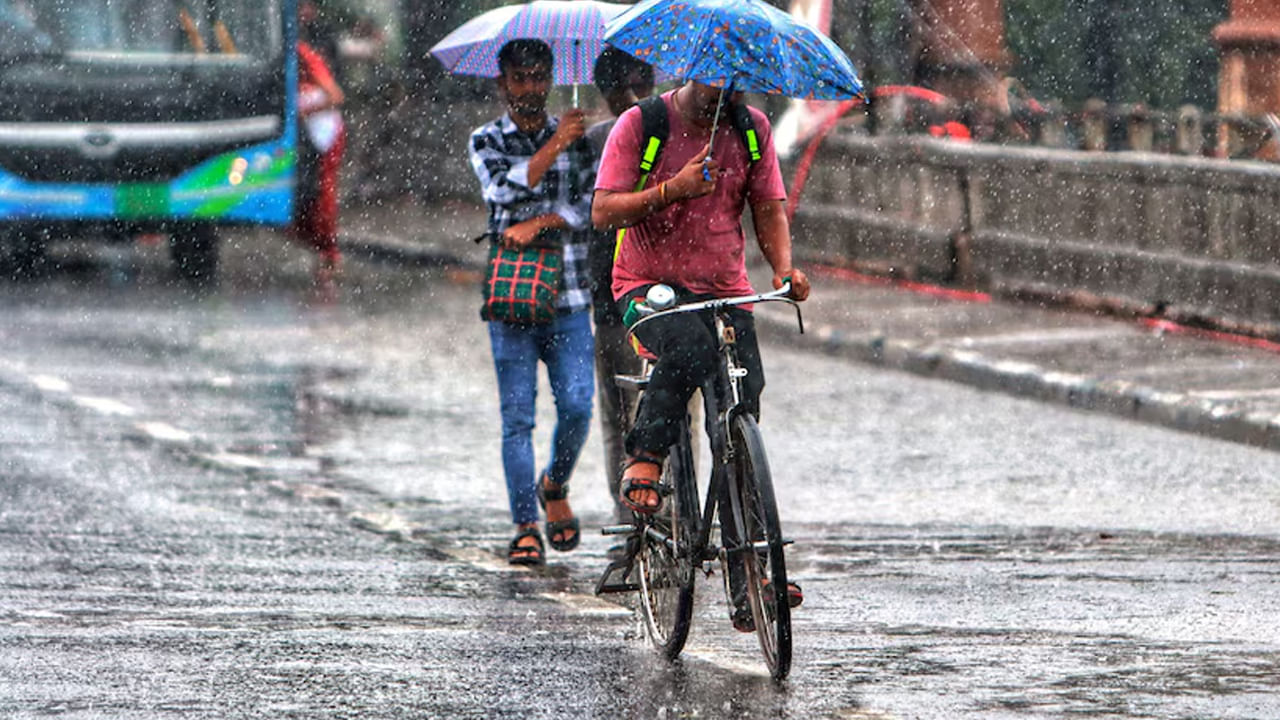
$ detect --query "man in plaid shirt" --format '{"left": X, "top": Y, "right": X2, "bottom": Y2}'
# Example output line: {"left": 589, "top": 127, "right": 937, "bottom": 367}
{"left": 468, "top": 39, "right": 595, "bottom": 566}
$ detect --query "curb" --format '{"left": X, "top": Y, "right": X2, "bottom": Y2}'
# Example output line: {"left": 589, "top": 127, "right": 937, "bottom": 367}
{"left": 755, "top": 310, "right": 1280, "bottom": 453}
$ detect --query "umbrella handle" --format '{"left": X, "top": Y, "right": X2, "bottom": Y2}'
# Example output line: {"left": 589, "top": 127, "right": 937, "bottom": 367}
{"left": 703, "top": 82, "right": 731, "bottom": 181}
{"left": 572, "top": 40, "right": 580, "bottom": 108}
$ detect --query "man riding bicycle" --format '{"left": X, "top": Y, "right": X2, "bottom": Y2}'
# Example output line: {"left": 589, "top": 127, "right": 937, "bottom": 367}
{"left": 591, "top": 79, "right": 808, "bottom": 630}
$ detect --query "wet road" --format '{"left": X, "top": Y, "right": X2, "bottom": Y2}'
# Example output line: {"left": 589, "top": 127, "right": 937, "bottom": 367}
{"left": 2, "top": 232, "right": 1279, "bottom": 719}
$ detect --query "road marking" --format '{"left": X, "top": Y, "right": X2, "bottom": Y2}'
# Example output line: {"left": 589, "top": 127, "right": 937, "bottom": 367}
{"left": 681, "top": 645, "right": 771, "bottom": 677}
{"left": 829, "top": 710, "right": 900, "bottom": 720}
{"left": 349, "top": 510, "right": 415, "bottom": 539}
{"left": 134, "top": 421, "right": 194, "bottom": 445}
{"left": 30, "top": 374, "right": 71, "bottom": 393}
{"left": 537, "top": 591, "right": 632, "bottom": 618}
{"left": 72, "top": 395, "right": 137, "bottom": 417}
{"left": 197, "top": 452, "right": 268, "bottom": 470}
{"left": 195, "top": 452, "right": 323, "bottom": 475}
{"left": 444, "top": 544, "right": 527, "bottom": 574}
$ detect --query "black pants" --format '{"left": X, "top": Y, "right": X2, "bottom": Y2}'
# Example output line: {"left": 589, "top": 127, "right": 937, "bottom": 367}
{"left": 619, "top": 285, "right": 765, "bottom": 458}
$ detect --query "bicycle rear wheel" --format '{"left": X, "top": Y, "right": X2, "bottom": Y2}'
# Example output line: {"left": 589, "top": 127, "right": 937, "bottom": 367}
{"left": 725, "top": 414, "right": 792, "bottom": 680}
{"left": 637, "top": 422, "right": 698, "bottom": 659}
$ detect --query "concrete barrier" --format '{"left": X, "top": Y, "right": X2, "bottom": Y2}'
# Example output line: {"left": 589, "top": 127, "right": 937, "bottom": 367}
{"left": 790, "top": 133, "right": 1280, "bottom": 336}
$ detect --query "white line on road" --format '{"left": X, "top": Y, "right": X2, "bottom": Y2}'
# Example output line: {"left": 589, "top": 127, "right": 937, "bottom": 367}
{"left": 444, "top": 544, "right": 528, "bottom": 574}
{"left": 134, "top": 421, "right": 194, "bottom": 445}
{"left": 29, "top": 374, "right": 71, "bottom": 393}
{"left": 348, "top": 511, "right": 416, "bottom": 539}
{"left": 536, "top": 591, "right": 632, "bottom": 618}
{"left": 681, "top": 645, "right": 771, "bottom": 677}
{"left": 196, "top": 452, "right": 324, "bottom": 475}
{"left": 198, "top": 452, "right": 270, "bottom": 471}
{"left": 71, "top": 395, "right": 137, "bottom": 417}
{"left": 829, "top": 710, "right": 901, "bottom": 720}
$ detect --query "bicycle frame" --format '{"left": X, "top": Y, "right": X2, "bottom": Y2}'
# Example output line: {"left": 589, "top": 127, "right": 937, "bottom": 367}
{"left": 597, "top": 282, "right": 804, "bottom": 577}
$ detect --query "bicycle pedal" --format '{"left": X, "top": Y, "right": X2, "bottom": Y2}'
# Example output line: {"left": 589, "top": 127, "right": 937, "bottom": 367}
{"left": 614, "top": 374, "right": 649, "bottom": 390}
{"left": 601, "top": 524, "right": 639, "bottom": 536}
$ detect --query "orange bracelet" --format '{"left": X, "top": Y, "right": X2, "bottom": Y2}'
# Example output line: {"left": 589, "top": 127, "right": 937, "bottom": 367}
{"left": 659, "top": 181, "right": 669, "bottom": 206}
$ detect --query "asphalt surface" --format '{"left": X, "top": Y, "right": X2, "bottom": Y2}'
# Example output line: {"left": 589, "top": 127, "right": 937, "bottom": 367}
{"left": 3, "top": 225, "right": 1280, "bottom": 718}
{"left": 342, "top": 200, "right": 1280, "bottom": 454}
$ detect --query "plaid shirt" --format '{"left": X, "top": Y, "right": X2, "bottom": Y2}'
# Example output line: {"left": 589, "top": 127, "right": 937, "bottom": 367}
{"left": 469, "top": 113, "right": 594, "bottom": 315}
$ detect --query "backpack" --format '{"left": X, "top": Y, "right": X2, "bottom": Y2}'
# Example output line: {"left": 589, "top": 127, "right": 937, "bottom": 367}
{"left": 615, "top": 95, "right": 763, "bottom": 257}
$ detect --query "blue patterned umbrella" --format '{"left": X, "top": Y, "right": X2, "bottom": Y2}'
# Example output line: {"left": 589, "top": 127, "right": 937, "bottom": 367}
{"left": 429, "top": 0, "right": 630, "bottom": 97}
{"left": 603, "top": 0, "right": 862, "bottom": 100}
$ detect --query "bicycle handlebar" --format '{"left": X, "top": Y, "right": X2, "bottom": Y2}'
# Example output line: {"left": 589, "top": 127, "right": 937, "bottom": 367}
{"left": 627, "top": 282, "right": 806, "bottom": 338}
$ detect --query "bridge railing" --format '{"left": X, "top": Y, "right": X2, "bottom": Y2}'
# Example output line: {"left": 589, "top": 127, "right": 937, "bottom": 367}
{"left": 787, "top": 130, "right": 1280, "bottom": 340}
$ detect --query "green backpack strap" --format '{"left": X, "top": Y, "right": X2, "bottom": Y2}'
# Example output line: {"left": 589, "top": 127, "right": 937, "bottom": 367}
{"left": 615, "top": 95, "right": 670, "bottom": 259}
{"left": 728, "top": 101, "right": 762, "bottom": 163}
{"left": 636, "top": 95, "right": 670, "bottom": 190}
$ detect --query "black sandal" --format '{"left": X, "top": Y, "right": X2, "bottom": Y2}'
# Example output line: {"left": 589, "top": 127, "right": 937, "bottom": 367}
{"left": 619, "top": 453, "right": 664, "bottom": 514}
{"left": 538, "top": 472, "right": 580, "bottom": 552}
{"left": 508, "top": 527, "right": 545, "bottom": 566}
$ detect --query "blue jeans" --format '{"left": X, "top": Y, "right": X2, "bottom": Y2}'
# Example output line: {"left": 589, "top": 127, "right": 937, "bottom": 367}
{"left": 487, "top": 311, "right": 595, "bottom": 526}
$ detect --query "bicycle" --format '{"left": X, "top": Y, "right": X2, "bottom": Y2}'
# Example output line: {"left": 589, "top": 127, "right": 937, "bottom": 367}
{"left": 594, "top": 282, "right": 805, "bottom": 680}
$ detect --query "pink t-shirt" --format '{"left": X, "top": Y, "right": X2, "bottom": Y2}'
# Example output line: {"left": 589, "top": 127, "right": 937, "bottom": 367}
{"left": 594, "top": 90, "right": 787, "bottom": 301}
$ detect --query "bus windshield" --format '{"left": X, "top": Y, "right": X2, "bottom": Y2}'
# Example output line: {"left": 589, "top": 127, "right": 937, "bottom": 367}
{"left": 0, "top": 0, "right": 287, "bottom": 124}
{"left": 1, "top": 0, "right": 281, "bottom": 61}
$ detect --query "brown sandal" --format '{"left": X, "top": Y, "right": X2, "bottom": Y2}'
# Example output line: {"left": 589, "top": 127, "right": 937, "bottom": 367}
{"left": 538, "top": 472, "right": 580, "bottom": 552}
{"left": 507, "top": 527, "right": 545, "bottom": 566}
{"left": 619, "top": 452, "right": 664, "bottom": 514}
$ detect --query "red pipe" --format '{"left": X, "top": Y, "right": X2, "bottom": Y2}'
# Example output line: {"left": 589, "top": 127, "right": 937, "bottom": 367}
{"left": 785, "top": 97, "right": 863, "bottom": 222}
{"left": 785, "top": 86, "right": 955, "bottom": 222}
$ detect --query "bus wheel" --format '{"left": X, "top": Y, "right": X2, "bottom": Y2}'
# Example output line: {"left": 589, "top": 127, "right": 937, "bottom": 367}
{"left": 1, "top": 227, "right": 49, "bottom": 280}
{"left": 170, "top": 226, "right": 219, "bottom": 284}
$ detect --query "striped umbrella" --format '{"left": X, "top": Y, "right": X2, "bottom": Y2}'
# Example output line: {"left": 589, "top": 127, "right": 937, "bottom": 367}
{"left": 429, "top": 1, "right": 631, "bottom": 105}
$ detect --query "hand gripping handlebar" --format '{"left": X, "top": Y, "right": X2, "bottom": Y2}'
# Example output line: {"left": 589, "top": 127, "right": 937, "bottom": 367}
{"left": 627, "top": 282, "right": 805, "bottom": 340}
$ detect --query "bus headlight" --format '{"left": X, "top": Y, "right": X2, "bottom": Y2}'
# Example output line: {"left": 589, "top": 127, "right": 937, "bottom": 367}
{"left": 229, "top": 157, "right": 249, "bottom": 185}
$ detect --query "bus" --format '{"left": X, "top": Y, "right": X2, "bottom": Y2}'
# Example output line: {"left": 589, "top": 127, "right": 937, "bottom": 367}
{"left": 0, "top": 0, "right": 298, "bottom": 281}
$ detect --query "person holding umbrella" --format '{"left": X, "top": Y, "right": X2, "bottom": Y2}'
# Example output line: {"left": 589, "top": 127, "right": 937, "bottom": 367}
{"left": 591, "top": 78, "right": 807, "bottom": 625}
{"left": 591, "top": 0, "right": 862, "bottom": 628}
{"left": 468, "top": 38, "right": 596, "bottom": 566}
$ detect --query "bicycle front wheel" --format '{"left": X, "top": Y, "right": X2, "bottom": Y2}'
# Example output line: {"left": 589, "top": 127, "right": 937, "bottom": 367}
{"left": 725, "top": 414, "right": 792, "bottom": 680}
{"left": 637, "top": 423, "right": 698, "bottom": 659}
